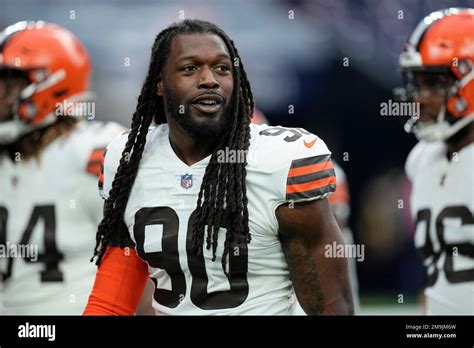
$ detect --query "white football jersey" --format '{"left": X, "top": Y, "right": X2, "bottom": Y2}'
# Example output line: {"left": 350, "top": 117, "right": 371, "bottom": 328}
{"left": 0, "top": 121, "right": 124, "bottom": 314}
{"left": 101, "top": 123, "right": 336, "bottom": 315}
{"left": 406, "top": 140, "right": 474, "bottom": 314}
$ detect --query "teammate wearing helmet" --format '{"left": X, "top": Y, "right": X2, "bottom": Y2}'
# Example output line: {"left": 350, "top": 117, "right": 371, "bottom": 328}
{"left": 398, "top": 8, "right": 474, "bottom": 314}
{"left": 0, "top": 21, "right": 123, "bottom": 314}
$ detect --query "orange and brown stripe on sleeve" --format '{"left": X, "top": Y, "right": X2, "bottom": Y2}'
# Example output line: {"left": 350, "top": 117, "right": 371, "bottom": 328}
{"left": 86, "top": 147, "right": 107, "bottom": 181}
{"left": 286, "top": 154, "right": 336, "bottom": 201}
{"left": 98, "top": 149, "right": 107, "bottom": 191}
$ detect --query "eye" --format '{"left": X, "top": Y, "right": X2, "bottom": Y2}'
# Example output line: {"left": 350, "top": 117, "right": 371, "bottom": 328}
{"left": 181, "top": 65, "right": 197, "bottom": 73}
{"left": 216, "top": 65, "right": 230, "bottom": 73}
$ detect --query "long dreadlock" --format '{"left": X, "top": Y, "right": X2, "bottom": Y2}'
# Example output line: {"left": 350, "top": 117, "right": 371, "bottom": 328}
{"left": 91, "top": 19, "right": 254, "bottom": 275}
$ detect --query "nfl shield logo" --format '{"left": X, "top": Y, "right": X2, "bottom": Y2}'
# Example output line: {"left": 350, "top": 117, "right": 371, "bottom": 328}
{"left": 181, "top": 174, "right": 193, "bottom": 189}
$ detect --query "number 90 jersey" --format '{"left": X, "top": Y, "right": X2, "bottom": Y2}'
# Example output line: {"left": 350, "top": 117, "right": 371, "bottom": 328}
{"left": 101, "top": 123, "right": 336, "bottom": 315}
{"left": 406, "top": 141, "right": 474, "bottom": 314}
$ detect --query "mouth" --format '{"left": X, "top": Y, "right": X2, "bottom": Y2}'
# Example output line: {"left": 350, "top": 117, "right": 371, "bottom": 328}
{"left": 191, "top": 94, "right": 223, "bottom": 115}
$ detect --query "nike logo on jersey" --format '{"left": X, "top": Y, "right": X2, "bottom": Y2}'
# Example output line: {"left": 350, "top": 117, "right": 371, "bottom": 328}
{"left": 303, "top": 137, "right": 317, "bottom": 148}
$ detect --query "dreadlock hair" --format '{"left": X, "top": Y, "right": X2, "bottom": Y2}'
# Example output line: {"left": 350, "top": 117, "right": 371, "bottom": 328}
{"left": 91, "top": 19, "right": 254, "bottom": 276}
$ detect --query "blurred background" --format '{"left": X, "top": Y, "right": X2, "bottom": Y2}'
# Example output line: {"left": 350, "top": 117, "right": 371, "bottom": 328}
{"left": 2, "top": 0, "right": 473, "bottom": 314}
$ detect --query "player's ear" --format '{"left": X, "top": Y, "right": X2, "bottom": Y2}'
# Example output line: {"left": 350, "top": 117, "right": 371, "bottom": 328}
{"left": 157, "top": 74, "right": 164, "bottom": 97}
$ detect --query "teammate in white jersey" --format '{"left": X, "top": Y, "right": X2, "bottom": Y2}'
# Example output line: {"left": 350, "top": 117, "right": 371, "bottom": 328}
{"left": 84, "top": 19, "right": 353, "bottom": 315}
{"left": 0, "top": 21, "right": 123, "bottom": 314}
{"left": 397, "top": 8, "right": 474, "bottom": 314}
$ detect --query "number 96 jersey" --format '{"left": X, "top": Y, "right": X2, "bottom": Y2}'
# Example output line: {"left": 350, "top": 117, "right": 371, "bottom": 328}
{"left": 101, "top": 123, "right": 336, "bottom": 315}
{"left": 406, "top": 141, "right": 474, "bottom": 314}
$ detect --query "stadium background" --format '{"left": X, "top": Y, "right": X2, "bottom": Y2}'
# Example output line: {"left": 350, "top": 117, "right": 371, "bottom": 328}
{"left": 2, "top": 0, "right": 472, "bottom": 314}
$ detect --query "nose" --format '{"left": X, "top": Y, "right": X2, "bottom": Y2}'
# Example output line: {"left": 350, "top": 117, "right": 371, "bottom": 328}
{"left": 198, "top": 66, "right": 219, "bottom": 89}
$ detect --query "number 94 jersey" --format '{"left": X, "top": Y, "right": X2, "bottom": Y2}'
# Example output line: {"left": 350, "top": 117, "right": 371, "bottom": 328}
{"left": 0, "top": 121, "right": 124, "bottom": 314}
{"left": 102, "top": 123, "right": 336, "bottom": 315}
{"left": 406, "top": 141, "right": 474, "bottom": 314}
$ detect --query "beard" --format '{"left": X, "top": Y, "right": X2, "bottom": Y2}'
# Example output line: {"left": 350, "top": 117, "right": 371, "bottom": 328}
{"left": 164, "top": 87, "right": 233, "bottom": 139}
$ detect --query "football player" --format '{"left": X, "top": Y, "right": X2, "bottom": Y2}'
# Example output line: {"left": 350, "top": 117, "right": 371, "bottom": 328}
{"left": 0, "top": 21, "right": 123, "bottom": 314}
{"left": 398, "top": 8, "right": 474, "bottom": 314}
{"left": 84, "top": 19, "right": 353, "bottom": 315}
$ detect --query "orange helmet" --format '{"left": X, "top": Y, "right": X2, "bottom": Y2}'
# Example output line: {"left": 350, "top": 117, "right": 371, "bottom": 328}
{"left": 0, "top": 21, "right": 91, "bottom": 143}
{"left": 398, "top": 8, "right": 474, "bottom": 141}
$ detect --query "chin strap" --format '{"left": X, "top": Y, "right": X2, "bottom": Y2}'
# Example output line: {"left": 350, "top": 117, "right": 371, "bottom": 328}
{"left": 412, "top": 112, "right": 474, "bottom": 141}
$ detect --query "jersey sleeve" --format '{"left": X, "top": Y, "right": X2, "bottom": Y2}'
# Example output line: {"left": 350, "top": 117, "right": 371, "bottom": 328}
{"left": 271, "top": 127, "right": 336, "bottom": 205}
{"left": 284, "top": 148, "right": 336, "bottom": 203}
{"left": 65, "top": 121, "right": 126, "bottom": 225}
{"left": 86, "top": 147, "right": 107, "bottom": 177}
{"left": 77, "top": 121, "right": 125, "bottom": 179}
{"left": 99, "top": 131, "right": 129, "bottom": 200}
{"left": 251, "top": 124, "right": 337, "bottom": 209}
